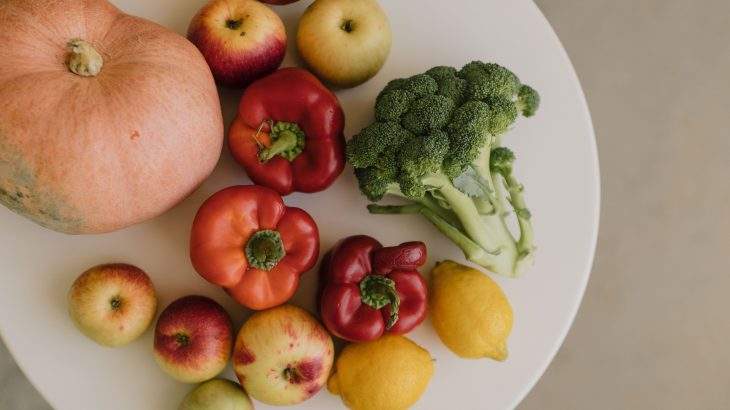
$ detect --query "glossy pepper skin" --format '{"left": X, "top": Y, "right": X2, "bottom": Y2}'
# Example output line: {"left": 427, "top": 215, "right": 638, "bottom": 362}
{"left": 229, "top": 68, "right": 346, "bottom": 195}
{"left": 190, "top": 185, "right": 319, "bottom": 310}
{"left": 319, "top": 235, "right": 428, "bottom": 342}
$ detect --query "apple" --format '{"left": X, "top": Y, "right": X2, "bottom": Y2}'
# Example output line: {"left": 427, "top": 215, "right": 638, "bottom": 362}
{"left": 179, "top": 379, "right": 253, "bottom": 410}
{"left": 297, "top": 0, "right": 392, "bottom": 88}
{"left": 153, "top": 295, "right": 233, "bottom": 383}
{"left": 188, "top": 0, "right": 287, "bottom": 88}
{"left": 233, "top": 304, "right": 334, "bottom": 405}
{"left": 67, "top": 263, "right": 157, "bottom": 348}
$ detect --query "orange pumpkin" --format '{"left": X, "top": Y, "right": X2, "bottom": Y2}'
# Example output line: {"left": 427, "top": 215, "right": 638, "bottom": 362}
{"left": 0, "top": 0, "right": 224, "bottom": 234}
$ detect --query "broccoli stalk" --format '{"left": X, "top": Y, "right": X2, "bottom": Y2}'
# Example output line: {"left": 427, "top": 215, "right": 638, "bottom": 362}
{"left": 368, "top": 148, "right": 532, "bottom": 277}
{"left": 348, "top": 61, "right": 540, "bottom": 277}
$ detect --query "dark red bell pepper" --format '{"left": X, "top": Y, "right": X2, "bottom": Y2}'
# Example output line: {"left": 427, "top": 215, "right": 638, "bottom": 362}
{"left": 228, "top": 68, "right": 346, "bottom": 195}
{"left": 319, "top": 235, "right": 428, "bottom": 342}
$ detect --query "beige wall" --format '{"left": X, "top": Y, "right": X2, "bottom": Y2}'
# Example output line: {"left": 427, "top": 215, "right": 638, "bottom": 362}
{"left": 522, "top": 1, "right": 730, "bottom": 409}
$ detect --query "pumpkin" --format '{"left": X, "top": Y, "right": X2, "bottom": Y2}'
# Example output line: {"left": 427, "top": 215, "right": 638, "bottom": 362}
{"left": 0, "top": 0, "right": 224, "bottom": 234}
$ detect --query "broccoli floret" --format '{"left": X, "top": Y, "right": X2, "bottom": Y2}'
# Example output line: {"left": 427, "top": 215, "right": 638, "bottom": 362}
{"left": 397, "top": 131, "right": 450, "bottom": 198}
{"left": 448, "top": 100, "right": 492, "bottom": 133}
{"left": 426, "top": 66, "right": 458, "bottom": 80}
{"left": 424, "top": 66, "right": 467, "bottom": 104}
{"left": 355, "top": 151, "right": 398, "bottom": 202}
{"left": 443, "top": 101, "right": 492, "bottom": 177}
{"left": 437, "top": 76, "right": 466, "bottom": 104}
{"left": 380, "top": 78, "right": 408, "bottom": 95}
{"left": 517, "top": 85, "right": 540, "bottom": 117}
{"left": 485, "top": 97, "right": 518, "bottom": 136}
{"left": 401, "top": 95, "right": 455, "bottom": 135}
{"left": 401, "top": 74, "right": 438, "bottom": 97}
{"left": 458, "top": 61, "right": 488, "bottom": 80}
{"left": 375, "top": 89, "right": 415, "bottom": 122}
{"left": 463, "top": 62, "right": 521, "bottom": 101}
{"left": 346, "top": 122, "right": 412, "bottom": 168}
{"left": 489, "top": 146, "right": 516, "bottom": 175}
{"left": 347, "top": 61, "right": 541, "bottom": 277}
{"left": 400, "top": 131, "right": 450, "bottom": 178}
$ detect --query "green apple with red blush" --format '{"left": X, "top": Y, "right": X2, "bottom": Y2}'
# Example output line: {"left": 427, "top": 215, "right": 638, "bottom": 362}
{"left": 233, "top": 304, "right": 334, "bottom": 405}
{"left": 153, "top": 295, "right": 233, "bottom": 384}
{"left": 68, "top": 263, "right": 157, "bottom": 347}
{"left": 179, "top": 379, "right": 253, "bottom": 410}
{"left": 188, "top": 0, "right": 287, "bottom": 88}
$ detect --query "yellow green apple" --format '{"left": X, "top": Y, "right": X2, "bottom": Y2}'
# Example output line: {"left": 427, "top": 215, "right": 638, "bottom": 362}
{"left": 179, "top": 379, "right": 253, "bottom": 410}
{"left": 297, "top": 0, "right": 392, "bottom": 88}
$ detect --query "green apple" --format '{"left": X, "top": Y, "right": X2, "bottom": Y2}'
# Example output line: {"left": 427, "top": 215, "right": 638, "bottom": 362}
{"left": 297, "top": 0, "right": 392, "bottom": 88}
{"left": 179, "top": 379, "right": 253, "bottom": 410}
{"left": 68, "top": 263, "right": 157, "bottom": 347}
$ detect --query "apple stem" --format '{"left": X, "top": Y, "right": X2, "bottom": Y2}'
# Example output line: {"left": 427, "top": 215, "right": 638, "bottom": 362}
{"left": 359, "top": 275, "right": 400, "bottom": 329}
{"left": 341, "top": 19, "right": 355, "bottom": 33}
{"left": 175, "top": 333, "right": 190, "bottom": 347}
{"left": 283, "top": 366, "right": 301, "bottom": 384}
{"left": 226, "top": 19, "right": 243, "bottom": 30}
{"left": 258, "top": 121, "right": 306, "bottom": 163}
{"left": 110, "top": 297, "right": 122, "bottom": 310}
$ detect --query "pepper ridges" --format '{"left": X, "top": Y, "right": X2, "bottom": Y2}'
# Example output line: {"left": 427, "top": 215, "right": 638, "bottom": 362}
{"left": 189, "top": 185, "right": 319, "bottom": 310}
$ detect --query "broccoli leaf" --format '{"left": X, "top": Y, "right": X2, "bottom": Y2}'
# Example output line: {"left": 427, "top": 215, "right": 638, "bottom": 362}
{"left": 452, "top": 166, "right": 491, "bottom": 198}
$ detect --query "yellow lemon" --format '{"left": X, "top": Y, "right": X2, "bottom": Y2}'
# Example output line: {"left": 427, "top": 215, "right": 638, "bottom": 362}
{"left": 430, "top": 260, "right": 513, "bottom": 361}
{"left": 328, "top": 335, "right": 434, "bottom": 410}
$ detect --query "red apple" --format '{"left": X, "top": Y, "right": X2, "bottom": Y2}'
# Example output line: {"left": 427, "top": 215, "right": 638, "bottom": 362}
{"left": 233, "top": 304, "right": 334, "bottom": 405}
{"left": 154, "top": 295, "right": 233, "bottom": 383}
{"left": 188, "top": 0, "right": 287, "bottom": 88}
{"left": 68, "top": 263, "right": 157, "bottom": 347}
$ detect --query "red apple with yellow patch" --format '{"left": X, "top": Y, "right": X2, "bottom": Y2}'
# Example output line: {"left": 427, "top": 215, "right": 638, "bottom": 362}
{"left": 68, "top": 263, "right": 157, "bottom": 347}
{"left": 233, "top": 304, "right": 334, "bottom": 405}
{"left": 188, "top": 0, "right": 287, "bottom": 88}
{"left": 154, "top": 295, "right": 233, "bottom": 383}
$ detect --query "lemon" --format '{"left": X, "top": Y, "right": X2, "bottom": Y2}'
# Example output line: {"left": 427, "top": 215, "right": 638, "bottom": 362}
{"left": 430, "top": 260, "right": 513, "bottom": 361}
{"left": 328, "top": 335, "right": 434, "bottom": 410}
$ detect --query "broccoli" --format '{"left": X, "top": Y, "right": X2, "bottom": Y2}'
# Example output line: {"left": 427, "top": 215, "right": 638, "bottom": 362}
{"left": 347, "top": 61, "right": 540, "bottom": 277}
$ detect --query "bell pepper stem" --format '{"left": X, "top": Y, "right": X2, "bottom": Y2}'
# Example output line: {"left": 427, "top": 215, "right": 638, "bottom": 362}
{"left": 359, "top": 275, "right": 400, "bottom": 329}
{"left": 259, "top": 121, "right": 306, "bottom": 162}
{"left": 245, "top": 230, "right": 285, "bottom": 271}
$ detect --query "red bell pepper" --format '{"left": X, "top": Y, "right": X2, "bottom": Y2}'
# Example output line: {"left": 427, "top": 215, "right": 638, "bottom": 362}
{"left": 190, "top": 185, "right": 319, "bottom": 310}
{"left": 229, "top": 68, "right": 346, "bottom": 196}
{"left": 319, "top": 235, "right": 428, "bottom": 342}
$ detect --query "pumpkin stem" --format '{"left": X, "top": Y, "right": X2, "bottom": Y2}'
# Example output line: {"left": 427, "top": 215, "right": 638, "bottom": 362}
{"left": 66, "top": 39, "right": 103, "bottom": 77}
